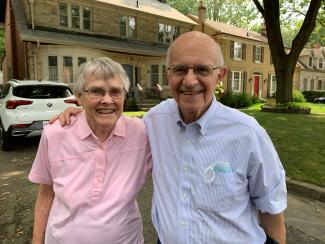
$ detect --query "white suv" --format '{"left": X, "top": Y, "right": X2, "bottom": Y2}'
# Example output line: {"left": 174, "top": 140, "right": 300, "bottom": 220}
{"left": 0, "top": 80, "right": 79, "bottom": 151}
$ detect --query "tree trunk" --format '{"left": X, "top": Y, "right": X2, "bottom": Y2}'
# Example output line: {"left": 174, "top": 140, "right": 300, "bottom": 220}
{"left": 275, "top": 64, "right": 294, "bottom": 104}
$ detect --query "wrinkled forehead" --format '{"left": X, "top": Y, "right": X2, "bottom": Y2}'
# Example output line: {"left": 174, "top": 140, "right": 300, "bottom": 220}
{"left": 83, "top": 74, "right": 124, "bottom": 88}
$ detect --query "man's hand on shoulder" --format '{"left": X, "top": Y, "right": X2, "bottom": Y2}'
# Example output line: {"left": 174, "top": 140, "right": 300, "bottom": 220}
{"left": 49, "top": 107, "right": 83, "bottom": 126}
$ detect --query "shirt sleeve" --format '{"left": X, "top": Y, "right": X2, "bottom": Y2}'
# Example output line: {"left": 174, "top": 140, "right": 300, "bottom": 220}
{"left": 248, "top": 131, "right": 287, "bottom": 214}
{"left": 28, "top": 130, "right": 53, "bottom": 185}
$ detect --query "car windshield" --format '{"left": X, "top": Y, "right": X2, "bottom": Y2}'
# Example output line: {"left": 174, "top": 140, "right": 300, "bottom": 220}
{"left": 13, "top": 85, "right": 73, "bottom": 99}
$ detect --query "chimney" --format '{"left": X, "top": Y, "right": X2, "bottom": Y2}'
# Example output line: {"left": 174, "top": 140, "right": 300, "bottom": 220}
{"left": 198, "top": 1, "right": 206, "bottom": 33}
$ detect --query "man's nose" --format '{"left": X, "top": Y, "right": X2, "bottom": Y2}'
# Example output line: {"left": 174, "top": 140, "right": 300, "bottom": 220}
{"left": 183, "top": 68, "right": 199, "bottom": 87}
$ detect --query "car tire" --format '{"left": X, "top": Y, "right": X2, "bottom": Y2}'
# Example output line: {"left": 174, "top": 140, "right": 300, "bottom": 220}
{"left": 0, "top": 122, "right": 13, "bottom": 151}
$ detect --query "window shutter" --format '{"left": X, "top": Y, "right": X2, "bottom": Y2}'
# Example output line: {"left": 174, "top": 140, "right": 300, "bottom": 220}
{"left": 261, "top": 47, "right": 264, "bottom": 63}
{"left": 230, "top": 41, "right": 234, "bottom": 60}
{"left": 253, "top": 45, "right": 256, "bottom": 62}
{"left": 243, "top": 71, "right": 247, "bottom": 93}
{"left": 227, "top": 69, "right": 232, "bottom": 92}
{"left": 242, "top": 43, "right": 246, "bottom": 60}
{"left": 267, "top": 74, "right": 271, "bottom": 97}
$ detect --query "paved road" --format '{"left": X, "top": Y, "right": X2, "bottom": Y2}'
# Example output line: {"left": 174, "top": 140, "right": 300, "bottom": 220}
{"left": 0, "top": 137, "right": 324, "bottom": 243}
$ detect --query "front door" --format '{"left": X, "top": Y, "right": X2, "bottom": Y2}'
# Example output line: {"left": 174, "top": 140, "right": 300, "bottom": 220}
{"left": 253, "top": 76, "right": 260, "bottom": 96}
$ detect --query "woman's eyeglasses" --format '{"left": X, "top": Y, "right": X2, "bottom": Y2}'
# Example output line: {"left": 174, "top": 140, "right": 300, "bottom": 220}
{"left": 83, "top": 88, "right": 126, "bottom": 99}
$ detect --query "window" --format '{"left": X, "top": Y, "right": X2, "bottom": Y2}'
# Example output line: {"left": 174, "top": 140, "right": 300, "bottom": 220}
{"left": 63, "top": 56, "right": 73, "bottom": 83}
{"left": 318, "top": 80, "right": 322, "bottom": 90}
{"left": 162, "top": 65, "right": 168, "bottom": 86}
{"left": 234, "top": 42, "right": 242, "bottom": 60}
{"left": 71, "top": 5, "right": 80, "bottom": 29}
{"left": 308, "top": 56, "right": 313, "bottom": 67}
{"left": 120, "top": 16, "right": 136, "bottom": 38}
{"left": 83, "top": 7, "right": 91, "bottom": 31}
{"left": 158, "top": 24, "right": 179, "bottom": 44}
{"left": 48, "top": 56, "right": 58, "bottom": 80}
{"left": 319, "top": 58, "right": 323, "bottom": 69}
{"left": 151, "top": 65, "right": 159, "bottom": 87}
{"left": 270, "top": 75, "right": 276, "bottom": 96}
{"left": 59, "top": 3, "right": 68, "bottom": 27}
{"left": 254, "top": 45, "right": 263, "bottom": 63}
{"left": 58, "top": 3, "right": 91, "bottom": 30}
{"left": 303, "top": 78, "right": 308, "bottom": 91}
{"left": 231, "top": 71, "right": 243, "bottom": 92}
{"left": 310, "top": 78, "right": 314, "bottom": 90}
{"left": 78, "top": 57, "right": 87, "bottom": 66}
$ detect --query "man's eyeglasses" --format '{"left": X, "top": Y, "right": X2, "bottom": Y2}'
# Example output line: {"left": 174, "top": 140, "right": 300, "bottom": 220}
{"left": 83, "top": 88, "right": 126, "bottom": 99}
{"left": 167, "top": 64, "right": 221, "bottom": 77}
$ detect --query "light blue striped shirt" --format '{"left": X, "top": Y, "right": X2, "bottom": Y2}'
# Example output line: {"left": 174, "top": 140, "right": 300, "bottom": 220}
{"left": 144, "top": 97, "right": 287, "bottom": 244}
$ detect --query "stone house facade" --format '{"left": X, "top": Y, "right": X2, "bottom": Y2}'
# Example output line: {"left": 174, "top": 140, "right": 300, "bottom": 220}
{"left": 188, "top": 12, "right": 278, "bottom": 99}
{"left": 296, "top": 46, "right": 325, "bottom": 91}
{"left": 1, "top": 0, "right": 196, "bottom": 103}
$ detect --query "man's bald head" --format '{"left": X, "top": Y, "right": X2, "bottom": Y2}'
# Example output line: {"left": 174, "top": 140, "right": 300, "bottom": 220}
{"left": 166, "top": 31, "right": 224, "bottom": 67}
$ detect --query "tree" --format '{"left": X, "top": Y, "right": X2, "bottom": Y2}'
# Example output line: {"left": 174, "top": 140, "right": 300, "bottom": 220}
{"left": 252, "top": 0, "right": 323, "bottom": 104}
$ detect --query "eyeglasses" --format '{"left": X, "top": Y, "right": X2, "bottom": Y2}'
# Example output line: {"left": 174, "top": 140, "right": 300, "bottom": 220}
{"left": 167, "top": 64, "right": 221, "bottom": 77}
{"left": 83, "top": 88, "right": 126, "bottom": 99}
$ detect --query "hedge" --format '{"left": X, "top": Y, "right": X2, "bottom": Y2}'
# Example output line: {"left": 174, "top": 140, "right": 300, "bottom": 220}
{"left": 301, "top": 90, "right": 325, "bottom": 102}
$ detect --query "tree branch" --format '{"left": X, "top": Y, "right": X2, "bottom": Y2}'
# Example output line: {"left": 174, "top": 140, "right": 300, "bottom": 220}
{"left": 252, "top": 0, "right": 265, "bottom": 15}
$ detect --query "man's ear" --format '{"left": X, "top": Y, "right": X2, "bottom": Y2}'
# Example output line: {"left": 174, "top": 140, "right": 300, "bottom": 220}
{"left": 218, "top": 67, "right": 228, "bottom": 81}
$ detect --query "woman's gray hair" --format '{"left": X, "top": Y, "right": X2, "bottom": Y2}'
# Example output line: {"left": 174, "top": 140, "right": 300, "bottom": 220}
{"left": 74, "top": 57, "right": 130, "bottom": 94}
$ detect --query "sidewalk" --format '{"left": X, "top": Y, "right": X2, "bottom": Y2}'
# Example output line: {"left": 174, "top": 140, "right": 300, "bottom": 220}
{"left": 286, "top": 193, "right": 325, "bottom": 243}
{"left": 286, "top": 178, "right": 325, "bottom": 243}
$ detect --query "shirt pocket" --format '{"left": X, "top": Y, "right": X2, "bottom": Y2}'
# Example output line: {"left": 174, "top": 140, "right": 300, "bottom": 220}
{"left": 192, "top": 171, "right": 241, "bottom": 212}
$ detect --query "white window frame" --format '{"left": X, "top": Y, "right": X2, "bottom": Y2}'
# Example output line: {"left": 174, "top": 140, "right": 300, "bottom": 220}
{"left": 310, "top": 78, "right": 315, "bottom": 91}
{"left": 255, "top": 45, "right": 262, "bottom": 63}
{"left": 233, "top": 42, "right": 243, "bottom": 60}
{"left": 302, "top": 78, "right": 308, "bottom": 91}
{"left": 231, "top": 71, "right": 243, "bottom": 92}
{"left": 120, "top": 16, "right": 136, "bottom": 38}
{"left": 270, "top": 75, "right": 276, "bottom": 96}
{"left": 58, "top": 3, "right": 92, "bottom": 31}
{"left": 48, "top": 56, "right": 58, "bottom": 81}
{"left": 158, "top": 24, "right": 179, "bottom": 44}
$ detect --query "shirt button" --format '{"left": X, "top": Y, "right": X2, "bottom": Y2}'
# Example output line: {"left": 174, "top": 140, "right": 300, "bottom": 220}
{"left": 187, "top": 140, "right": 191, "bottom": 144}
{"left": 180, "top": 220, "right": 186, "bottom": 227}
{"left": 184, "top": 165, "right": 189, "bottom": 172}
{"left": 183, "top": 192, "right": 187, "bottom": 199}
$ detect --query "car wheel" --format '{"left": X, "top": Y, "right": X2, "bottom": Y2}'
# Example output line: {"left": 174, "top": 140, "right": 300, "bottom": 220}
{"left": 0, "top": 122, "right": 13, "bottom": 151}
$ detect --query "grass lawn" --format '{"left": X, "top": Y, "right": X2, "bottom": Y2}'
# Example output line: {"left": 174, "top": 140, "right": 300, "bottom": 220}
{"left": 125, "top": 103, "right": 325, "bottom": 187}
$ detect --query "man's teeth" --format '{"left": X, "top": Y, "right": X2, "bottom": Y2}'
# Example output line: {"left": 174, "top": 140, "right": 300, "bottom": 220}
{"left": 181, "top": 90, "right": 203, "bottom": 95}
{"left": 97, "top": 109, "right": 115, "bottom": 114}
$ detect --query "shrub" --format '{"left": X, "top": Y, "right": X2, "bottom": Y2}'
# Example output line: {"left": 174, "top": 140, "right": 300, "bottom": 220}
{"left": 292, "top": 90, "right": 306, "bottom": 102}
{"left": 301, "top": 90, "right": 325, "bottom": 102}
{"left": 219, "top": 92, "right": 254, "bottom": 108}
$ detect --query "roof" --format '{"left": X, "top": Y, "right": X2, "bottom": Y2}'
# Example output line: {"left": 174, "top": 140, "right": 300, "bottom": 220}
{"left": 188, "top": 14, "right": 268, "bottom": 43}
{"left": 97, "top": 0, "right": 197, "bottom": 25}
{"left": 10, "top": 0, "right": 186, "bottom": 56}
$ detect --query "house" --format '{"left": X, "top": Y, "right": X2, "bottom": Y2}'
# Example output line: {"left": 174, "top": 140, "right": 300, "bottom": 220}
{"left": 296, "top": 46, "right": 325, "bottom": 91}
{"left": 188, "top": 5, "right": 279, "bottom": 99}
{"left": 1, "top": 0, "right": 196, "bottom": 106}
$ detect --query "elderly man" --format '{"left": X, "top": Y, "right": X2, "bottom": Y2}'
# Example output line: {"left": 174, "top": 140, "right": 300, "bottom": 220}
{"left": 53, "top": 31, "right": 287, "bottom": 244}
{"left": 29, "top": 57, "right": 151, "bottom": 244}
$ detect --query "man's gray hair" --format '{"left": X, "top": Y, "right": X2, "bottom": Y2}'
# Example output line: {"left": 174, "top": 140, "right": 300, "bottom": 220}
{"left": 74, "top": 57, "right": 130, "bottom": 94}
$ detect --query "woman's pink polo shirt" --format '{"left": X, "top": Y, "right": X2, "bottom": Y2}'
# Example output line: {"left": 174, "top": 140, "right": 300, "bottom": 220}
{"left": 28, "top": 112, "right": 152, "bottom": 244}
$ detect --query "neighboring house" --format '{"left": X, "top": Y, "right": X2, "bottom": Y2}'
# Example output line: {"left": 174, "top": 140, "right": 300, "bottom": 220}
{"left": 188, "top": 7, "right": 278, "bottom": 99}
{"left": 1, "top": 0, "right": 196, "bottom": 104}
{"left": 296, "top": 46, "right": 325, "bottom": 92}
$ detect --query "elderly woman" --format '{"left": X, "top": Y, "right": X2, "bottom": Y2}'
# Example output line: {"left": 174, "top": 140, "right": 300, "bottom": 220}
{"left": 28, "top": 57, "right": 151, "bottom": 244}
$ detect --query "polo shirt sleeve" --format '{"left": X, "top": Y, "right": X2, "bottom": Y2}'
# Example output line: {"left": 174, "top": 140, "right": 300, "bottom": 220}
{"left": 28, "top": 129, "right": 53, "bottom": 185}
{"left": 248, "top": 131, "right": 287, "bottom": 214}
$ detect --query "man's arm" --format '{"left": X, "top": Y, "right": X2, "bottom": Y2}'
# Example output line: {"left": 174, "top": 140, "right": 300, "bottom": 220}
{"left": 32, "top": 184, "right": 55, "bottom": 244}
{"left": 259, "top": 211, "right": 286, "bottom": 244}
{"left": 49, "top": 107, "right": 83, "bottom": 126}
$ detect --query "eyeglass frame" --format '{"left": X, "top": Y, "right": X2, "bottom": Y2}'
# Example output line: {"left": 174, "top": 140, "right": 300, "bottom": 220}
{"left": 166, "top": 64, "right": 222, "bottom": 77}
{"left": 83, "top": 87, "right": 126, "bottom": 99}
